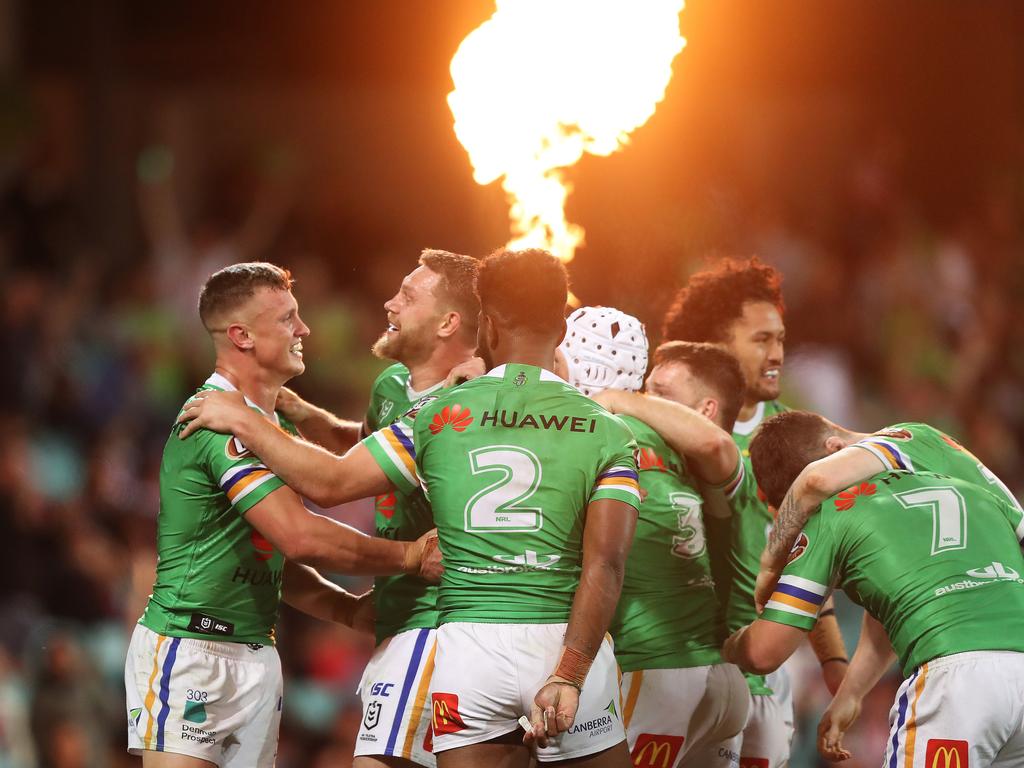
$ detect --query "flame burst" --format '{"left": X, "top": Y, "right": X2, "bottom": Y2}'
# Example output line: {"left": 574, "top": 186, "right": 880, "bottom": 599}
{"left": 449, "top": 1, "right": 686, "bottom": 263}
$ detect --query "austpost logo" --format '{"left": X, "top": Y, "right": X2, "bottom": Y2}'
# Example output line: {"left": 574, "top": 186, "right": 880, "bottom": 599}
{"left": 428, "top": 404, "right": 473, "bottom": 434}
{"left": 431, "top": 693, "right": 466, "bottom": 735}
{"left": 631, "top": 733, "right": 684, "bottom": 767}
{"left": 926, "top": 740, "right": 968, "bottom": 768}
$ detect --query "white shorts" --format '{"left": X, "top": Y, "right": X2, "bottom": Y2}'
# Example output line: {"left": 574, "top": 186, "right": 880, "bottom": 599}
{"left": 124, "top": 623, "right": 282, "bottom": 768}
{"left": 429, "top": 622, "right": 625, "bottom": 762}
{"left": 885, "top": 650, "right": 1024, "bottom": 767}
{"left": 355, "top": 627, "right": 438, "bottom": 767}
{"left": 620, "top": 664, "right": 749, "bottom": 768}
{"left": 739, "top": 665, "right": 794, "bottom": 768}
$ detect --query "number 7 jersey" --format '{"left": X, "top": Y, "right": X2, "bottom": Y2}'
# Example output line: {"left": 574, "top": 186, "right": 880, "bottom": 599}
{"left": 762, "top": 470, "right": 1024, "bottom": 676}
{"left": 363, "top": 363, "right": 642, "bottom": 625}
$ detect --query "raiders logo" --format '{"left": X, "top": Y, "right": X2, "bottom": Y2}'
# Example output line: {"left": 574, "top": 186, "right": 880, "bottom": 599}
{"left": 787, "top": 532, "right": 809, "bottom": 563}
{"left": 403, "top": 395, "right": 439, "bottom": 421}
{"left": 225, "top": 436, "right": 253, "bottom": 459}
{"left": 875, "top": 428, "right": 913, "bottom": 441}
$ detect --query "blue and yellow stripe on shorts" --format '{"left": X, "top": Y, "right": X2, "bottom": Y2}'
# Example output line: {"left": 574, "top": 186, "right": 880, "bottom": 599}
{"left": 142, "top": 633, "right": 182, "bottom": 751}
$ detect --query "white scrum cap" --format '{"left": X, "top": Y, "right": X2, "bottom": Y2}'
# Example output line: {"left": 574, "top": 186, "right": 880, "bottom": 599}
{"left": 558, "top": 306, "right": 648, "bottom": 396}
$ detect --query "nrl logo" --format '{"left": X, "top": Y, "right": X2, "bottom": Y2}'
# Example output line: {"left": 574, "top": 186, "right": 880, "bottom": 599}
{"left": 363, "top": 701, "right": 382, "bottom": 730}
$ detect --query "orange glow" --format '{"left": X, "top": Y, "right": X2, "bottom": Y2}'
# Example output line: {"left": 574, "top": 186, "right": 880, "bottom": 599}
{"left": 449, "top": 1, "right": 686, "bottom": 262}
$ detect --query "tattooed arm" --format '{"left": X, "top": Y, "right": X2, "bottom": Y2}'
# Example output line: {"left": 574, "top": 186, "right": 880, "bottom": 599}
{"left": 754, "top": 447, "right": 884, "bottom": 610}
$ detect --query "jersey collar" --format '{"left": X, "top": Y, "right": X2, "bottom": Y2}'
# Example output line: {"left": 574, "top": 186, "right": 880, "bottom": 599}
{"left": 482, "top": 364, "right": 568, "bottom": 385}
{"left": 405, "top": 376, "right": 445, "bottom": 402}
{"left": 732, "top": 400, "right": 765, "bottom": 437}
{"left": 204, "top": 373, "right": 281, "bottom": 426}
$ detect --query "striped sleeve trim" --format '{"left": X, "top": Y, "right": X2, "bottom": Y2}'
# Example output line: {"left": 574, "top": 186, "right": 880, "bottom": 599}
{"left": 764, "top": 574, "right": 828, "bottom": 620}
{"left": 365, "top": 423, "right": 420, "bottom": 491}
{"left": 1016, "top": 515, "right": 1024, "bottom": 545}
{"left": 220, "top": 463, "right": 278, "bottom": 507}
{"left": 593, "top": 466, "right": 642, "bottom": 502}
{"left": 852, "top": 438, "right": 915, "bottom": 472}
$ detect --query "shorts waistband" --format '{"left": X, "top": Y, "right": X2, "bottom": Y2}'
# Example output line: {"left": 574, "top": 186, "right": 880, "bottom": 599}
{"left": 135, "top": 624, "right": 277, "bottom": 662}
{"left": 917, "top": 649, "right": 1024, "bottom": 672}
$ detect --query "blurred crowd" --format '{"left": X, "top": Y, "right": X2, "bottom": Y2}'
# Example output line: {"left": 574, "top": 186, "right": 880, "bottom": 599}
{"left": 0, "top": 83, "right": 1022, "bottom": 768}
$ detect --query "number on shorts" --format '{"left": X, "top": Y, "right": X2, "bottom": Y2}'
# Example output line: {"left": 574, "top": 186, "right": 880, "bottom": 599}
{"left": 894, "top": 486, "right": 968, "bottom": 555}
{"left": 670, "top": 491, "right": 707, "bottom": 558}
{"left": 464, "top": 446, "right": 543, "bottom": 532}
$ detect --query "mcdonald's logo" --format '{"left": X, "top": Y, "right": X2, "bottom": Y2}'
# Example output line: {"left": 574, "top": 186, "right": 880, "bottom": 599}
{"left": 739, "top": 758, "right": 769, "bottom": 768}
{"left": 925, "top": 739, "right": 968, "bottom": 768}
{"left": 631, "top": 733, "right": 684, "bottom": 767}
{"left": 431, "top": 692, "right": 466, "bottom": 736}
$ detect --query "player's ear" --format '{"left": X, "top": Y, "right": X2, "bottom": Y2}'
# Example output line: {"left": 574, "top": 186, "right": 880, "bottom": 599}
{"left": 824, "top": 435, "right": 845, "bottom": 454}
{"left": 437, "top": 310, "right": 460, "bottom": 340}
{"left": 226, "top": 322, "right": 255, "bottom": 351}
{"left": 698, "top": 397, "right": 718, "bottom": 422}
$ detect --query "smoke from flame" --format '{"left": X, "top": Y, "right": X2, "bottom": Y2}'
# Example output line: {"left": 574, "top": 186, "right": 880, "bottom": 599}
{"left": 448, "top": 1, "right": 686, "bottom": 262}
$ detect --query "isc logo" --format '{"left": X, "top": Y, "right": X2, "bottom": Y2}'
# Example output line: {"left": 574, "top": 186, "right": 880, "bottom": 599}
{"left": 370, "top": 682, "right": 394, "bottom": 697}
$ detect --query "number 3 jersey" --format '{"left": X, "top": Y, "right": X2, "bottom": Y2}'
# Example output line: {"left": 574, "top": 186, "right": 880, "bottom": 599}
{"left": 610, "top": 415, "right": 721, "bottom": 672}
{"left": 363, "top": 363, "right": 642, "bottom": 625}
{"left": 762, "top": 470, "right": 1024, "bottom": 676}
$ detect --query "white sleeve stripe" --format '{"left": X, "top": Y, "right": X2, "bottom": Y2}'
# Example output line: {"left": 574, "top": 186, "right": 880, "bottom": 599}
{"left": 1016, "top": 517, "right": 1024, "bottom": 544}
{"left": 764, "top": 599, "right": 818, "bottom": 619}
{"left": 219, "top": 462, "right": 269, "bottom": 488}
{"left": 230, "top": 472, "right": 278, "bottom": 506}
{"left": 777, "top": 574, "right": 828, "bottom": 596}
{"left": 371, "top": 432, "right": 419, "bottom": 488}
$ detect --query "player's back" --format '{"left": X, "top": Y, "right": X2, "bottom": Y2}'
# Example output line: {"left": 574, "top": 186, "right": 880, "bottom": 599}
{"left": 412, "top": 364, "right": 640, "bottom": 625}
{"left": 611, "top": 414, "right": 721, "bottom": 671}
{"left": 768, "top": 470, "right": 1024, "bottom": 676}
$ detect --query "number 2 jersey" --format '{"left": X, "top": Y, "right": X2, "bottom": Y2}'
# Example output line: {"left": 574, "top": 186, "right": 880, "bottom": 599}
{"left": 762, "top": 470, "right": 1024, "bottom": 676}
{"left": 364, "top": 362, "right": 443, "bottom": 644}
{"left": 610, "top": 415, "right": 721, "bottom": 672}
{"left": 363, "top": 363, "right": 642, "bottom": 625}
{"left": 140, "top": 373, "right": 296, "bottom": 645}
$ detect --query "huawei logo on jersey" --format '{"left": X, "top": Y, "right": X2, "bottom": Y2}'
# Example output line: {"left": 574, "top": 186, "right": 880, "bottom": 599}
{"left": 637, "top": 448, "right": 668, "bottom": 472}
{"left": 251, "top": 530, "right": 275, "bottom": 561}
{"left": 375, "top": 492, "right": 396, "bottom": 520}
{"left": 835, "top": 482, "right": 877, "bottom": 511}
{"left": 428, "top": 404, "right": 473, "bottom": 434}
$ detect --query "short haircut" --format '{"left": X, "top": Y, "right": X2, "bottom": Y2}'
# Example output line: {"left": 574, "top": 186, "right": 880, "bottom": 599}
{"left": 198, "top": 262, "right": 293, "bottom": 331}
{"left": 653, "top": 341, "right": 745, "bottom": 430}
{"left": 662, "top": 256, "right": 784, "bottom": 343}
{"left": 476, "top": 248, "right": 567, "bottom": 336}
{"left": 419, "top": 249, "right": 480, "bottom": 342}
{"left": 749, "top": 411, "right": 835, "bottom": 508}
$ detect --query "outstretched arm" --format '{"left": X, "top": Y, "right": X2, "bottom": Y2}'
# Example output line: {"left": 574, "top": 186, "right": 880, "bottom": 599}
{"left": 593, "top": 391, "right": 739, "bottom": 485}
{"left": 525, "top": 498, "right": 637, "bottom": 748}
{"left": 723, "top": 619, "right": 806, "bottom": 675}
{"left": 281, "top": 561, "right": 375, "bottom": 635}
{"left": 179, "top": 390, "right": 393, "bottom": 506}
{"left": 756, "top": 447, "right": 884, "bottom": 607}
{"left": 246, "top": 485, "right": 432, "bottom": 577}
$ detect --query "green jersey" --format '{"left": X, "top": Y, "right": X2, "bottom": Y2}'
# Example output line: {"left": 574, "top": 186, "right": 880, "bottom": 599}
{"left": 140, "top": 373, "right": 295, "bottom": 645}
{"left": 725, "top": 400, "right": 787, "bottom": 694}
{"left": 610, "top": 415, "right": 721, "bottom": 672}
{"left": 762, "top": 470, "right": 1024, "bottom": 676}
{"left": 364, "top": 364, "right": 642, "bottom": 625}
{"left": 364, "top": 363, "right": 443, "bottom": 644}
{"left": 851, "top": 422, "right": 1023, "bottom": 513}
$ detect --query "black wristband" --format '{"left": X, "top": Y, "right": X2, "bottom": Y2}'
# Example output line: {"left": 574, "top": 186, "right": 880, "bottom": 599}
{"left": 819, "top": 607, "right": 837, "bottom": 618}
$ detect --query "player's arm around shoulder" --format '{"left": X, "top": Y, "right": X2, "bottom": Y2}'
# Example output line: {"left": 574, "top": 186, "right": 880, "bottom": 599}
{"left": 759, "top": 445, "right": 885, "bottom": 598}
{"left": 276, "top": 386, "right": 362, "bottom": 454}
{"left": 179, "top": 388, "right": 393, "bottom": 507}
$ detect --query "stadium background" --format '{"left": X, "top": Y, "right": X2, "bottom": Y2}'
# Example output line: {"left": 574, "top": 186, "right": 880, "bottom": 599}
{"left": 1, "top": 1, "right": 1022, "bottom": 765}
